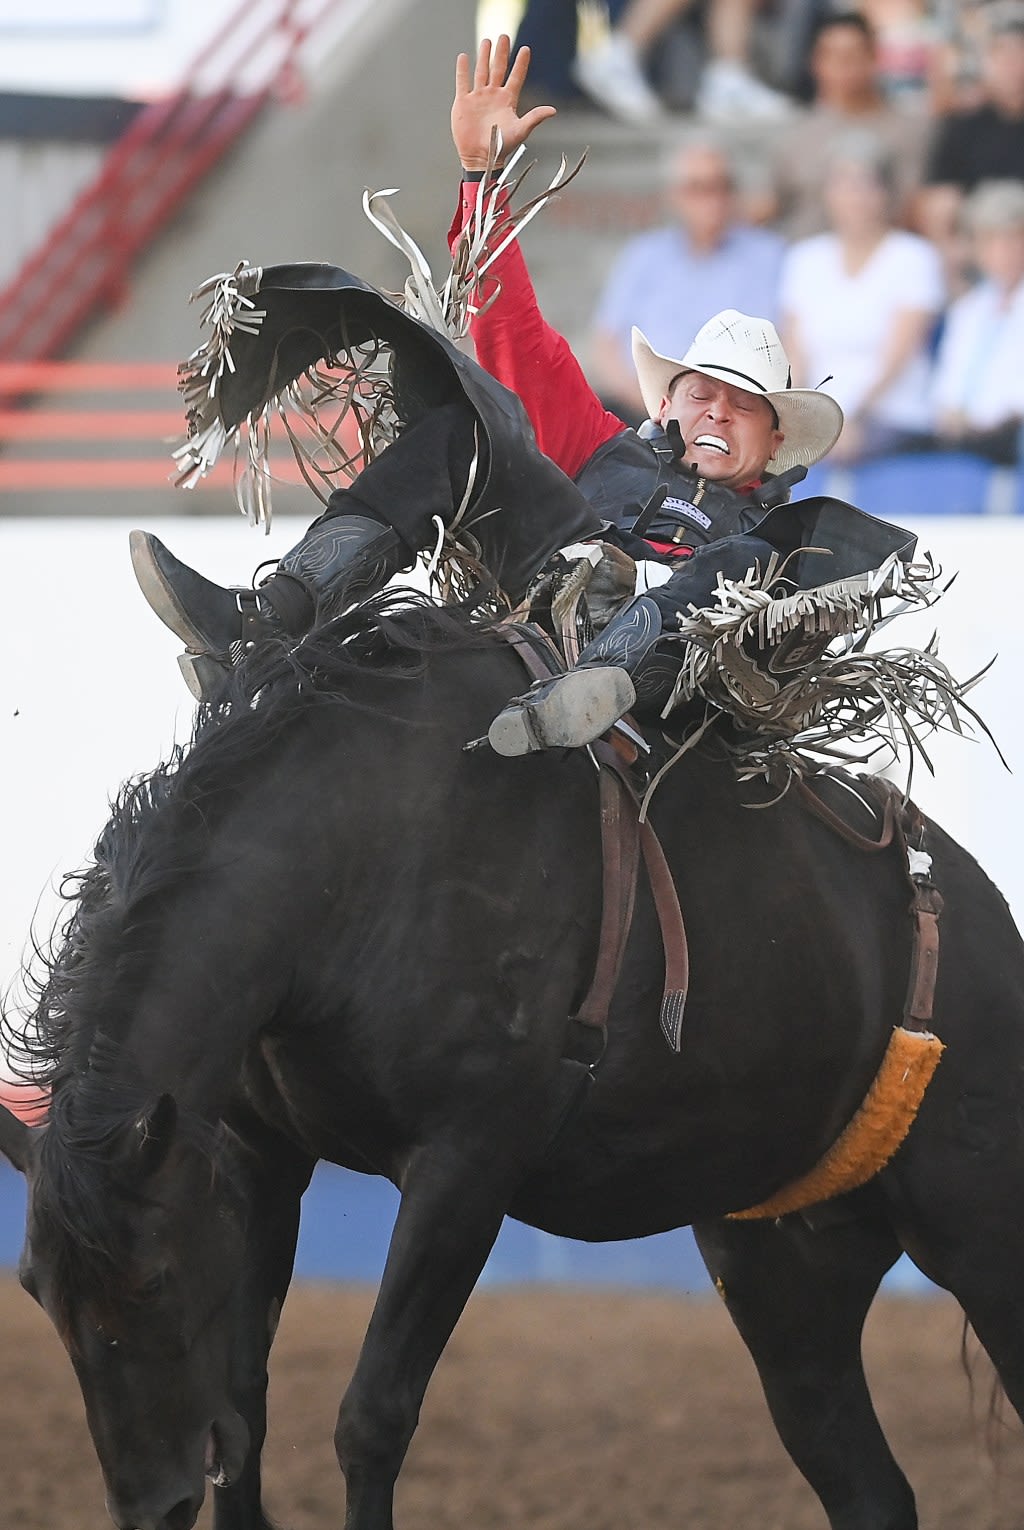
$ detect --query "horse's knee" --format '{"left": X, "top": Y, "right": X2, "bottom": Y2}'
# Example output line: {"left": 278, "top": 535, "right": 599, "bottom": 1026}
{"left": 334, "top": 1382, "right": 416, "bottom": 1482}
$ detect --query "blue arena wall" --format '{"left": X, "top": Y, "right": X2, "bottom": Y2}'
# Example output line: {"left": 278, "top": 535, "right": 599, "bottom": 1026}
{"left": 0, "top": 1162, "right": 711, "bottom": 1289}
{"left": 0, "top": 1162, "right": 931, "bottom": 1291}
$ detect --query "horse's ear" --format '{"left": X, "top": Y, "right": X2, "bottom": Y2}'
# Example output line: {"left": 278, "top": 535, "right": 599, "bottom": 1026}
{"left": 0, "top": 1103, "right": 30, "bottom": 1174}
{"left": 133, "top": 1093, "right": 178, "bottom": 1175}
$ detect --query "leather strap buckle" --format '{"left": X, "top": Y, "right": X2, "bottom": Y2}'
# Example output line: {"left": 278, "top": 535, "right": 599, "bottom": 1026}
{"left": 236, "top": 590, "right": 263, "bottom": 651}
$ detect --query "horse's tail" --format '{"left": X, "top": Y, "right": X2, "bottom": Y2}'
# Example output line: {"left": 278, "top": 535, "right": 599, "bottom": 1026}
{"left": 959, "top": 1313, "right": 1012, "bottom": 1467}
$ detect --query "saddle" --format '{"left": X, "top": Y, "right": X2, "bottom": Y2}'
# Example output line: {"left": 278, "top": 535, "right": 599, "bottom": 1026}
{"left": 489, "top": 556, "right": 936, "bottom": 1071}
{"left": 493, "top": 568, "right": 946, "bottom": 1220}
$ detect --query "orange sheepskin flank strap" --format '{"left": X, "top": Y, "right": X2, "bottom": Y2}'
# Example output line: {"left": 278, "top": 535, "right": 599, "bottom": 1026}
{"left": 728, "top": 1025, "right": 945, "bottom": 1221}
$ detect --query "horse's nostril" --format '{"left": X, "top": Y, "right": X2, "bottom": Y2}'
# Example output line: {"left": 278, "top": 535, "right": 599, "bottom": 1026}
{"left": 164, "top": 1496, "right": 202, "bottom": 1530}
{"left": 108, "top": 1491, "right": 201, "bottom": 1530}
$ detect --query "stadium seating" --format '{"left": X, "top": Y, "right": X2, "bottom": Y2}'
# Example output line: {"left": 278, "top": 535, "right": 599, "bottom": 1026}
{"left": 797, "top": 452, "right": 1021, "bottom": 517}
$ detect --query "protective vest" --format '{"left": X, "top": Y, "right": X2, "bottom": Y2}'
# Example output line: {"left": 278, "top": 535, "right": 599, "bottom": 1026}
{"left": 573, "top": 425, "right": 768, "bottom": 549}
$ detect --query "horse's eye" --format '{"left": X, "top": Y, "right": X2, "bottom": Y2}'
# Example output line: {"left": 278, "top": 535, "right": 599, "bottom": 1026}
{"left": 137, "top": 1271, "right": 165, "bottom": 1302}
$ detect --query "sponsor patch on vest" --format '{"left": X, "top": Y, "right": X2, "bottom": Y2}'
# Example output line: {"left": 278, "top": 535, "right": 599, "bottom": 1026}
{"left": 662, "top": 495, "right": 712, "bottom": 530}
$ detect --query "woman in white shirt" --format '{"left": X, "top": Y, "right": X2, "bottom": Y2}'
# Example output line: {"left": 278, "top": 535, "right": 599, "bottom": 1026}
{"left": 780, "top": 130, "right": 945, "bottom": 462}
{"left": 930, "top": 179, "right": 1024, "bottom": 464}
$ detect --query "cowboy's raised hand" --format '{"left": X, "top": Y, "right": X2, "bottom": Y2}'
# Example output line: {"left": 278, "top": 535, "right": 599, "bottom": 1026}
{"left": 452, "top": 36, "right": 556, "bottom": 173}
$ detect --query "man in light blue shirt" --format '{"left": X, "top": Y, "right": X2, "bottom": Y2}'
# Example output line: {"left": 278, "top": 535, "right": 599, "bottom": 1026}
{"left": 588, "top": 135, "right": 785, "bottom": 424}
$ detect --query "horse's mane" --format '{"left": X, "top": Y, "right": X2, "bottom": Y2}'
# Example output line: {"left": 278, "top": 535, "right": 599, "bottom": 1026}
{"left": 29, "top": 1035, "right": 224, "bottom": 1341}
{"left": 4, "top": 590, "right": 499, "bottom": 1319}
{"left": 4, "top": 588, "right": 497, "bottom": 1095}
{"left": 229, "top": 582, "right": 497, "bottom": 717}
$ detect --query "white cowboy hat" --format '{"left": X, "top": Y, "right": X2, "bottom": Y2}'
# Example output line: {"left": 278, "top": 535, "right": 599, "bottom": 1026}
{"left": 632, "top": 310, "right": 844, "bottom": 475}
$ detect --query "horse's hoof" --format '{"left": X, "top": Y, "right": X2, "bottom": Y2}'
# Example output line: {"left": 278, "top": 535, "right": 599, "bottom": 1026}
{"left": 488, "top": 667, "right": 637, "bottom": 756}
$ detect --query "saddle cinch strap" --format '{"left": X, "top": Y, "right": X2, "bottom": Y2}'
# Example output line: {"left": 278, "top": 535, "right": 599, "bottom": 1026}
{"left": 497, "top": 624, "right": 689, "bottom": 1063}
{"left": 730, "top": 777, "right": 946, "bottom": 1221}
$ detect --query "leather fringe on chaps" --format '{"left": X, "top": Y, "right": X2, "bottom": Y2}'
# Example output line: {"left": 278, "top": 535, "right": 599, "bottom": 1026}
{"left": 728, "top": 1023, "right": 944, "bottom": 1220}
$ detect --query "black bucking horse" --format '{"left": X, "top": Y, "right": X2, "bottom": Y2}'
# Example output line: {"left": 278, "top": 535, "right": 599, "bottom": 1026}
{"left": 0, "top": 590, "right": 1022, "bottom": 1530}
{"left": 2, "top": 264, "right": 1023, "bottom": 1530}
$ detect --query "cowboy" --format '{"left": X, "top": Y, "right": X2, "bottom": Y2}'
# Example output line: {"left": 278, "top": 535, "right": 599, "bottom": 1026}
{"left": 482, "top": 308, "right": 843, "bottom": 755}
{"left": 133, "top": 38, "right": 906, "bottom": 747}
{"left": 452, "top": 37, "right": 847, "bottom": 754}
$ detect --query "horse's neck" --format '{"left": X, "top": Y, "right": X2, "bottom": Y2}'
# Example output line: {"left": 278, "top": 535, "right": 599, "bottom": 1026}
{"left": 81, "top": 950, "right": 275, "bottom": 1124}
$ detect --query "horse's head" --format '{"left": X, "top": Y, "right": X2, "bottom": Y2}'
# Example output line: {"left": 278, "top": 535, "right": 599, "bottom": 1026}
{"left": 2, "top": 1092, "right": 254, "bottom": 1530}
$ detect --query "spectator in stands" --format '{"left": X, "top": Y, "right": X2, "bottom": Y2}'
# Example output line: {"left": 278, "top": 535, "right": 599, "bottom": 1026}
{"left": 859, "top": 0, "right": 947, "bottom": 112}
{"left": 930, "top": 179, "right": 1024, "bottom": 464}
{"left": 586, "top": 133, "right": 784, "bottom": 423}
{"left": 779, "top": 130, "right": 944, "bottom": 463}
{"left": 512, "top": 0, "right": 631, "bottom": 105}
{"left": 934, "top": 0, "right": 991, "bottom": 112}
{"left": 572, "top": 0, "right": 793, "bottom": 122}
{"left": 770, "top": 11, "right": 928, "bottom": 241}
{"left": 920, "top": 0, "right": 1024, "bottom": 285}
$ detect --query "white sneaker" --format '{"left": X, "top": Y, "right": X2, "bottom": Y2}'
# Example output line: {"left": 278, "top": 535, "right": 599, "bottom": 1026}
{"left": 695, "top": 59, "right": 794, "bottom": 121}
{"left": 572, "top": 34, "right": 666, "bottom": 125}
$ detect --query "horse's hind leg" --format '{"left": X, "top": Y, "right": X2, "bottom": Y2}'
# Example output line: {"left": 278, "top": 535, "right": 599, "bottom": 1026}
{"left": 945, "top": 1267, "right": 1024, "bottom": 1428}
{"left": 884, "top": 1125, "right": 1024, "bottom": 1429}
{"left": 694, "top": 1203, "right": 918, "bottom": 1530}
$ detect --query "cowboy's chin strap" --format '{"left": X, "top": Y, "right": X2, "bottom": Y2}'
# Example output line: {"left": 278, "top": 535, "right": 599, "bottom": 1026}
{"left": 752, "top": 464, "right": 808, "bottom": 511}
{"left": 664, "top": 419, "right": 687, "bottom": 462}
{"left": 661, "top": 416, "right": 707, "bottom": 479}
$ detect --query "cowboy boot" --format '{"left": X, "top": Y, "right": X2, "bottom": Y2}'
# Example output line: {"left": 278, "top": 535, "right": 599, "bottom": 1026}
{"left": 487, "top": 595, "right": 674, "bottom": 756}
{"left": 486, "top": 535, "right": 785, "bottom": 756}
{"left": 130, "top": 514, "right": 407, "bottom": 702}
{"left": 133, "top": 401, "right": 496, "bottom": 701}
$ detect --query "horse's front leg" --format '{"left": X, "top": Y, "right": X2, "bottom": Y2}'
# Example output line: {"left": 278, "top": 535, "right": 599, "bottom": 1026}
{"left": 213, "top": 1118, "right": 315, "bottom": 1530}
{"left": 335, "top": 1102, "right": 566, "bottom": 1530}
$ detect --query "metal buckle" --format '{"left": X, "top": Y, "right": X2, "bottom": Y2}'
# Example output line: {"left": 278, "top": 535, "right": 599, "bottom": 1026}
{"left": 235, "top": 590, "right": 263, "bottom": 651}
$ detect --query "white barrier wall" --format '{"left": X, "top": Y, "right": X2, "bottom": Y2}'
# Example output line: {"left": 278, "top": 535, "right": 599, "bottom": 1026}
{"left": 1, "top": 514, "right": 1022, "bottom": 999}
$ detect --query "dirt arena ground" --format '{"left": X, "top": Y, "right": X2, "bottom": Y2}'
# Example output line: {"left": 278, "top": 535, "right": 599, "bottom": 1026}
{"left": 2, "top": 1275, "right": 1022, "bottom": 1530}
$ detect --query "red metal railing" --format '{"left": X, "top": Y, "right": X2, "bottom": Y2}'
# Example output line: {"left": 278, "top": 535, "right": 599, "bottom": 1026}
{"left": 0, "top": 360, "right": 359, "bottom": 494}
{"left": 0, "top": 361, "right": 181, "bottom": 491}
{"left": 0, "top": 0, "right": 342, "bottom": 364}
{"left": 0, "top": 1083, "right": 47, "bottom": 1127}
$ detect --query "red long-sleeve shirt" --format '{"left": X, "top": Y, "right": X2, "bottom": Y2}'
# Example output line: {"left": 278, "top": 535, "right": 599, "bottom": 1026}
{"left": 448, "top": 181, "right": 703, "bottom": 561}
{"left": 448, "top": 180, "right": 626, "bottom": 480}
